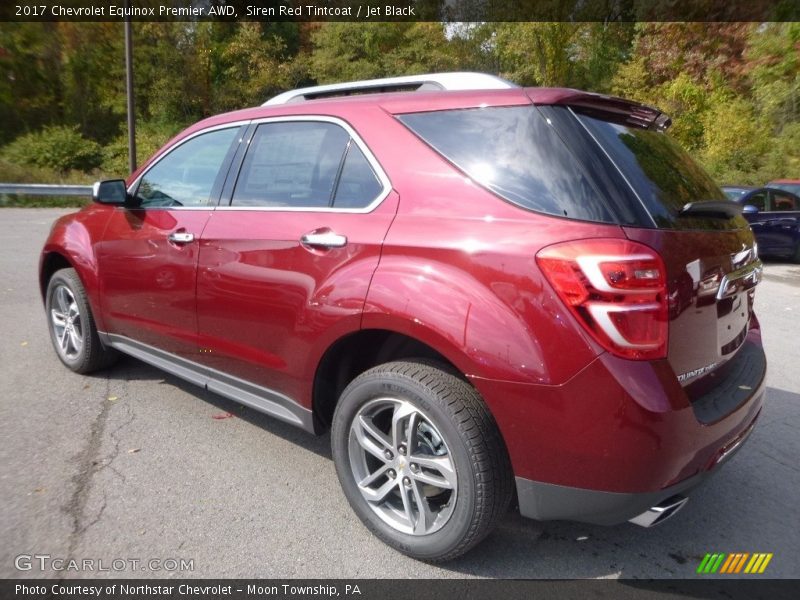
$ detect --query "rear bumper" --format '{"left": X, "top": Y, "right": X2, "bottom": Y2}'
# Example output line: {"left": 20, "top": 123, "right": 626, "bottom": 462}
{"left": 515, "top": 409, "right": 758, "bottom": 525}
{"left": 469, "top": 332, "right": 765, "bottom": 524}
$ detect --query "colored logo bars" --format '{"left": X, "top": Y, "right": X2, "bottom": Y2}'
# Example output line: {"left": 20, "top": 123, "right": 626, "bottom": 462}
{"left": 697, "top": 553, "right": 773, "bottom": 574}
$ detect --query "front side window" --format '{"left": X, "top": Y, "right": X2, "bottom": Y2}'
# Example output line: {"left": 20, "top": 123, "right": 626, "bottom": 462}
{"left": 135, "top": 127, "right": 240, "bottom": 208}
{"left": 747, "top": 192, "right": 767, "bottom": 212}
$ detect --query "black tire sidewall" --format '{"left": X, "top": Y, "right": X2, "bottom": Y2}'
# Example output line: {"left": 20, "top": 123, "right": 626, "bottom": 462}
{"left": 45, "top": 269, "right": 92, "bottom": 371}
{"left": 331, "top": 370, "right": 479, "bottom": 560}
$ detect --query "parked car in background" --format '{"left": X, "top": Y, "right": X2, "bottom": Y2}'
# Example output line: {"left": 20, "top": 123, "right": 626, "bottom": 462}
{"left": 40, "top": 73, "right": 766, "bottom": 561}
{"left": 724, "top": 186, "right": 800, "bottom": 262}
{"left": 721, "top": 185, "right": 755, "bottom": 201}
{"left": 767, "top": 179, "right": 800, "bottom": 196}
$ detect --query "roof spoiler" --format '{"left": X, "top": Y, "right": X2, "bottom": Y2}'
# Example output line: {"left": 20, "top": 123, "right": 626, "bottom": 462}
{"left": 263, "top": 72, "right": 518, "bottom": 106}
{"left": 538, "top": 89, "right": 672, "bottom": 131}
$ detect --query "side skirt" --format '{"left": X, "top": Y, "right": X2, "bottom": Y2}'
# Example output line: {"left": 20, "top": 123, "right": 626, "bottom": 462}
{"left": 99, "top": 332, "right": 315, "bottom": 433}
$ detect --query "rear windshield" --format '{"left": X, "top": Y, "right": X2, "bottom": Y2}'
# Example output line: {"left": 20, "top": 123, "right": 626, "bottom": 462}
{"left": 398, "top": 106, "right": 615, "bottom": 223}
{"left": 574, "top": 111, "right": 738, "bottom": 229}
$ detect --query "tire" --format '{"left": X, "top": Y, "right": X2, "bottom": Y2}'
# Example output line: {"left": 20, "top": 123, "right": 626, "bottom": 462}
{"left": 45, "top": 268, "right": 119, "bottom": 374}
{"left": 331, "top": 360, "right": 513, "bottom": 561}
{"left": 793, "top": 241, "right": 800, "bottom": 264}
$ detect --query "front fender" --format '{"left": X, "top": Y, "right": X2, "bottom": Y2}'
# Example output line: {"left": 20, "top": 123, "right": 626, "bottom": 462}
{"left": 40, "top": 206, "right": 112, "bottom": 331}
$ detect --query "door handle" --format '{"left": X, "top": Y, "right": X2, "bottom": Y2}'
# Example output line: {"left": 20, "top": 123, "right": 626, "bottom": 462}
{"left": 300, "top": 231, "right": 347, "bottom": 249}
{"left": 168, "top": 231, "right": 195, "bottom": 244}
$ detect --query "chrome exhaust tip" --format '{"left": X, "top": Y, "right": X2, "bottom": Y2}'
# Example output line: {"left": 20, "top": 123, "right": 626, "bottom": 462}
{"left": 629, "top": 495, "right": 689, "bottom": 528}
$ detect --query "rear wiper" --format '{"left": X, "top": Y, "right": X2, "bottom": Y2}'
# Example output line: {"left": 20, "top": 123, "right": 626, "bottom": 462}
{"left": 678, "top": 201, "right": 743, "bottom": 219}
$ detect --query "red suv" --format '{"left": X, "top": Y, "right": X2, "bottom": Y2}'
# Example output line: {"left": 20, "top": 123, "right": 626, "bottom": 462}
{"left": 40, "top": 73, "right": 765, "bottom": 561}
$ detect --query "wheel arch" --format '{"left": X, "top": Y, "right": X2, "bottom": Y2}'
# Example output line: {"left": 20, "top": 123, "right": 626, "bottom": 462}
{"left": 39, "top": 251, "right": 75, "bottom": 300}
{"left": 312, "top": 328, "right": 469, "bottom": 434}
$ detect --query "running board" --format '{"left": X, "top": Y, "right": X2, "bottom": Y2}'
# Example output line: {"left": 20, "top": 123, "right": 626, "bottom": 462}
{"left": 100, "top": 333, "right": 314, "bottom": 433}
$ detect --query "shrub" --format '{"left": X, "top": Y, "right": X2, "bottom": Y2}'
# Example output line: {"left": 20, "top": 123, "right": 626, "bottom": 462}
{"left": 101, "top": 122, "right": 181, "bottom": 176}
{"left": 2, "top": 126, "right": 102, "bottom": 173}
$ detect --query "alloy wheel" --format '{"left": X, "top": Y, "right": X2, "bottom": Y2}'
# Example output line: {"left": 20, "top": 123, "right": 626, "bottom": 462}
{"left": 50, "top": 284, "right": 83, "bottom": 361}
{"left": 348, "top": 397, "right": 458, "bottom": 535}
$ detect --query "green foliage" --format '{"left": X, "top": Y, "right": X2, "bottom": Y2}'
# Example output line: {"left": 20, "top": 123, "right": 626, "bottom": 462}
{"left": 101, "top": 121, "right": 182, "bottom": 176}
{"left": 2, "top": 126, "right": 102, "bottom": 173}
{"left": 0, "top": 21, "right": 798, "bottom": 188}
{"left": 310, "top": 23, "right": 457, "bottom": 83}
{"left": 699, "top": 96, "right": 769, "bottom": 184}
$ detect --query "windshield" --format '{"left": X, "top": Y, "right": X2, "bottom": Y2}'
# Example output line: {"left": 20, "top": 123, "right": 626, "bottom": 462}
{"left": 769, "top": 182, "right": 800, "bottom": 195}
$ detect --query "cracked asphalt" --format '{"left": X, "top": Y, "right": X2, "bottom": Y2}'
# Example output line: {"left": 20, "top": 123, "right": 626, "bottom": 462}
{"left": 1, "top": 208, "right": 798, "bottom": 579}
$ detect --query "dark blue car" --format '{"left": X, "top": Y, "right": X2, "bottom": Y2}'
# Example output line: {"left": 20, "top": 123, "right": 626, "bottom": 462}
{"left": 722, "top": 186, "right": 800, "bottom": 262}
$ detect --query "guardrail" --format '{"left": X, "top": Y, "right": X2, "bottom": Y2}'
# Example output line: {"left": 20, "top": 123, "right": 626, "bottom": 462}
{"left": 0, "top": 183, "right": 93, "bottom": 196}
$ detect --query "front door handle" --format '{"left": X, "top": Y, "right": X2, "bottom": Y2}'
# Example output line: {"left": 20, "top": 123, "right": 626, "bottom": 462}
{"left": 168, "top": 231, "right": 195, "bottom": 244}
{"left": 300, "top": 231, "right": 347, "bottom": 249}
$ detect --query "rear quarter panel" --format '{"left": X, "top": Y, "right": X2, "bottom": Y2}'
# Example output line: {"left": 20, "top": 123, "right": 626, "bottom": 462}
{"left": 360, "top": 113, "right": 624, "bottom": 385}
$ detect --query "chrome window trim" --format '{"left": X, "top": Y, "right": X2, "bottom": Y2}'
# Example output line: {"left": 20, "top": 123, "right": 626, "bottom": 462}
{"left": 218, "top": 115, "right": 392, "bottom": 214}
{"left": 126, "top": 120, "right": 252, "bottom": 210}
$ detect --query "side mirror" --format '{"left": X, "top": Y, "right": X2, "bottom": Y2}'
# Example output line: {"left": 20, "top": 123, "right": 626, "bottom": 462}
{"left": 742, "top": 204, "right": 759, "bottom": 214}
{"left": 92, "top": 179, "right": 128, "bottom": 205}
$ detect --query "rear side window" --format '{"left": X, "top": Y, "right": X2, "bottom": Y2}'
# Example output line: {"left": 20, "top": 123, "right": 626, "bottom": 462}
{"left": 230, "top": 120, "right": 385, "bottom": 210}
{"left": 333, "top": 143, "right": 383, "bottom": 209}
{"left": 398, "top": 106, "right": 614, "bottom": 223}
{"left": 232, "top": 121, "right": 349, "bottom": 208}
{"left": 770, "top": 191, "right": 797, "bottom": 211}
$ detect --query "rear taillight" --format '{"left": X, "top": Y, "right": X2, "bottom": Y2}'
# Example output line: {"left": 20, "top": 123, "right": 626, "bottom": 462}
{"left": 536, "top": 239, "right": 668, "bottom": 360}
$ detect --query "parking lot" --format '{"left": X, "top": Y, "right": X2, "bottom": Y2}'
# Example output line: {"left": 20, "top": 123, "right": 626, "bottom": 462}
{"left": 1, "top": 208, "right": 798, "bottom": 579}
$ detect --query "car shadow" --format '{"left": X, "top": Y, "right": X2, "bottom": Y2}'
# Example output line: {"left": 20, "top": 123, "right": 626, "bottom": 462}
{"left": 88, "top": 355, "right": 798, "bottom": 579}
{"left": 439, "top": 385, "right": 798, "bottom": 578}
{"left": 87, "top": 354, "right": 332, "bottom": 460}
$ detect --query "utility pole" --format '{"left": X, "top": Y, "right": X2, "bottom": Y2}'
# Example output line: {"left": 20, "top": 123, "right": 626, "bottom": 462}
{"left": 124, "top": 0, "right": 136, "bottom": 173}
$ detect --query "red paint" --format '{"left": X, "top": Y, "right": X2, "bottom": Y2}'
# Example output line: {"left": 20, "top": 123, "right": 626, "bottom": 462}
{"left": 40, "top": 87, "right": 765, "bottom": 498}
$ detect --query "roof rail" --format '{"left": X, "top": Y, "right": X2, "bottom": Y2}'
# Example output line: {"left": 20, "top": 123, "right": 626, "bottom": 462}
{"left": 263, "top": 72, "right": 518, "bottom": 106}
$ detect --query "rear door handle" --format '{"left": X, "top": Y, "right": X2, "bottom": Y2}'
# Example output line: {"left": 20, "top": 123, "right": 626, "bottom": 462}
{"left": 168, "top": 231, "right": 195, "bottom": 244}
{"left": 300, "top": 231, "right": 347, "bottom": 249}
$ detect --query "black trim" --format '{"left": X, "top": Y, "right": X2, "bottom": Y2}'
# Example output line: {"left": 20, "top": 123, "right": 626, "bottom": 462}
{"left": 219, "top": 122, "right": 258, "bottom": 206}
{"left": 99, "top": 333, "right": 314, "bottom": 432}
{"left": 515, "top": 473, "right": 706, "bottom": 526}
{"left": 689, "top": 339, "right": 767, "bottom": 424}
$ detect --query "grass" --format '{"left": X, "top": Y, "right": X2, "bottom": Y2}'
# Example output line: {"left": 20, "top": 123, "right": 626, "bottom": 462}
{"left": 0, "top": 195, "right": 89, "bottom": 208}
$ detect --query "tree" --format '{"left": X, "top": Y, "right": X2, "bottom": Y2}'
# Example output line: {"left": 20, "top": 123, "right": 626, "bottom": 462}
{"left": 310, "top": 23, "right": 457, "bottom": 83}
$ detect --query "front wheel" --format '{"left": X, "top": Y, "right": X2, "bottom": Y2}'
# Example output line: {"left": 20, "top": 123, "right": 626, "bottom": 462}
{"left": 331, "top": 361, "right": 512, "bottom": 561}
{"left": 45, "top": 268, "right": 119, "bottom": 373}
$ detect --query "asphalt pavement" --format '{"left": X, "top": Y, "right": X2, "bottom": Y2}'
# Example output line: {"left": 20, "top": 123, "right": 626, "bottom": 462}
{"left": 1, "top": 208, "right": 798, "bottom": 579}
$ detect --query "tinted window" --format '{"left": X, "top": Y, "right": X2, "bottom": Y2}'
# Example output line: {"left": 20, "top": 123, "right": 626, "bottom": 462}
{"left": 574, "top": 112, "right": 739, "bottom": 230}
{"left": 398, "top": 106, "right": 614, "bottom": 222}
{"left": 333, "top": 143, "right": 383, "bottom": 209}
{"left": 746, "top": 192, "right": 767, "bottom": 212}
{"left": 135, "top": 127, "right": 239, "bottom": 208}
{"left": 723, "top": 188, "right": 749, "bottom": 200}
{"left": 232, "top": 121, "right": 349, "bottom": 208}
{"left": 770, "top": 191, "right": 797, "bottom": 211}
{"left": 770, "top": 182, "right": 800, "bottom": 195}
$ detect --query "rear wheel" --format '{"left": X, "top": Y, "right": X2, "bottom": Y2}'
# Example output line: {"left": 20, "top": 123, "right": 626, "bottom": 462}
{"left": 45, "top": 268, "right": 119, "bottom": 373}
{"left": 331, "top": 360, "right": 512, "bottom": 561}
